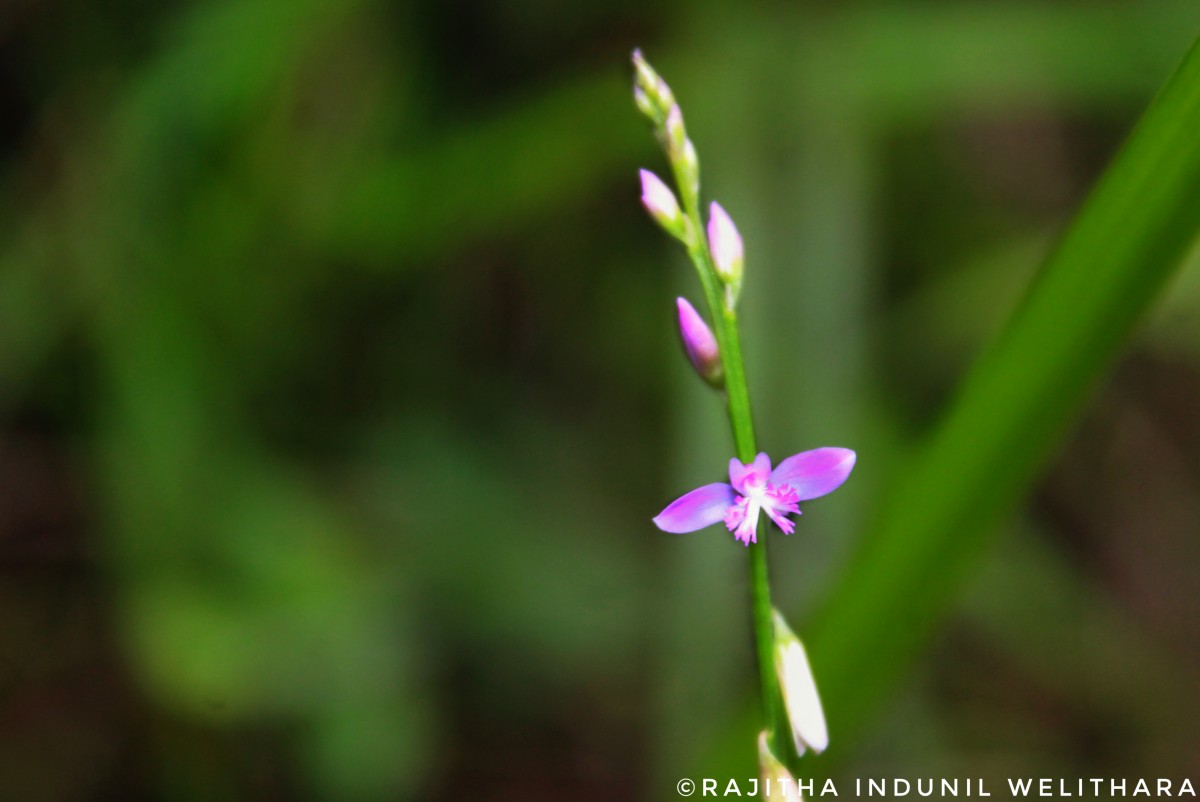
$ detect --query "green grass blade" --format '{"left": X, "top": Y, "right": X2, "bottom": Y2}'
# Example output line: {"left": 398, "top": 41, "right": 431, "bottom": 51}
{"left": 809, "top": 33, "right": 1200, "bottom": 744}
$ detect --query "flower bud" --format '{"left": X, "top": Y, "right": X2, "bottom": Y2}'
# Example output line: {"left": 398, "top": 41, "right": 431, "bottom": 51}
{"left": 665, "top": 104, "right": 687, "bottom": 156}
{"left": 631, "top": 49, "right": 674, "bottom": 122}
{"left": 707, "top": 201, "right": 744, "bottom": 288}
{"left": 676, "top": 297, "right": 723, "bottom": 388}
{"left": 639, "top": 169, "right": 688, "bottom": 242}
{"left": 773, "top": 609, "right": 828, "bottom": 756}
{"left": 633, "top": 86, "right": 656, "bottom": 121}
{"left": 759, "top": 732, "right": 803, "bottom": 802}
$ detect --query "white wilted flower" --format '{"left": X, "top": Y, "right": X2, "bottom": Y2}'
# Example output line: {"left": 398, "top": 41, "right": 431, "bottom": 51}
{"left": 773, "top": 609, "right": 829, "bottom": 756}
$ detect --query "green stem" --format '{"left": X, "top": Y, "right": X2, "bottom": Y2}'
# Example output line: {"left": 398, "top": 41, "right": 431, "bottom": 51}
{"left": 683, "top": 208, "right": 786, "bottom": 756}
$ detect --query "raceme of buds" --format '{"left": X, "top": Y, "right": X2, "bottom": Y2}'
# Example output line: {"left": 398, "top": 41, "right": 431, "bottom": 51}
{"left": 707, "top": 201, "right": 744, "bottom": 289}
{"left": 639, "top": 169, "right": 689, "bottom": 242}
{"left": 676, "top": 297, "right": 723, "bottom": 388}
{"left": 632, "top": 49, "right": 674, "bottom": 124}
{"left": 773, "top": 609, "right": 829, "bottom": 756}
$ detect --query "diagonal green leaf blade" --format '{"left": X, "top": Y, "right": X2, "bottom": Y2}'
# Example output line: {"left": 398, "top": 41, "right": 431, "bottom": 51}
{"left": 809, "top": 33, "right": 1200, "bottom": 744}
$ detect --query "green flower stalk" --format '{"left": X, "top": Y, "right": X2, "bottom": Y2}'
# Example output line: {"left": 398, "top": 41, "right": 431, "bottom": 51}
{"left": 632, "top": 49, "right": 855, "bottom": 770}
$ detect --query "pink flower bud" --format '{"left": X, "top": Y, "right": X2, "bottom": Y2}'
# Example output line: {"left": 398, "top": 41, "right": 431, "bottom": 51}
{"left": 676, "top": 297, "right": 723, "bottom": 387}
{"left": 707, "top": 201, "right": 744, "bottom": 286}
{"left": 639, "top": 169, "right": 686, "bottom": 239}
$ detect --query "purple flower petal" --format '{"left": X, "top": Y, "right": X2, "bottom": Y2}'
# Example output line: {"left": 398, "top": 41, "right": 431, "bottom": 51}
{"left": 770, "top": 448, "right": 856, "bottom": 501}
{"left": 729, "top": 453, "right": 772, "bottom": 494}
{"left": 653, "top": 482, "right": 736, "bottom": 533}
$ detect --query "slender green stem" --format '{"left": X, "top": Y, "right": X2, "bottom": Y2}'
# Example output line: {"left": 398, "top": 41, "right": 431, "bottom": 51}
{"left": 637, "top": 47, "right": 787, "bottom": 753}
{"left": 682, "top": 203, "right": 786, "bottom": 756}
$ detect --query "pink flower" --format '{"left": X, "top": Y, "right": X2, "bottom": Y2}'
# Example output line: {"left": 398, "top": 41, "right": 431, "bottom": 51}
{"left": 653, "top": 449, "right": 855, "bottom": 545}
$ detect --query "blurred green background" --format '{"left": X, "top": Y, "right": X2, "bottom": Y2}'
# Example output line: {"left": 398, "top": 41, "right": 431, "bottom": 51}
{"left": 2, "top": 0, "right": 1199, "bottom": 799}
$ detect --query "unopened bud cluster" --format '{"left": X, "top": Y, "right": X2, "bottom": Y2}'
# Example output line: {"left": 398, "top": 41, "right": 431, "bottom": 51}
{"left": 632, "top": 49, "right": 674, "bottom": 127}
{"left": 633, "top": 51, "right": 745, "bottom": 297}
{"left": 632, "top": 50, "right": 700, "bottom": 244}
{"left": 633, "top": 49, "right": 750, "bottom": 387}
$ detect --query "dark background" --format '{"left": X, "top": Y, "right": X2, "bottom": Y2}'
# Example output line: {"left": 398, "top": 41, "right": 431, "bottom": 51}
{"left": 1, "top": 0, "right": 1199, "bottom": 799}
